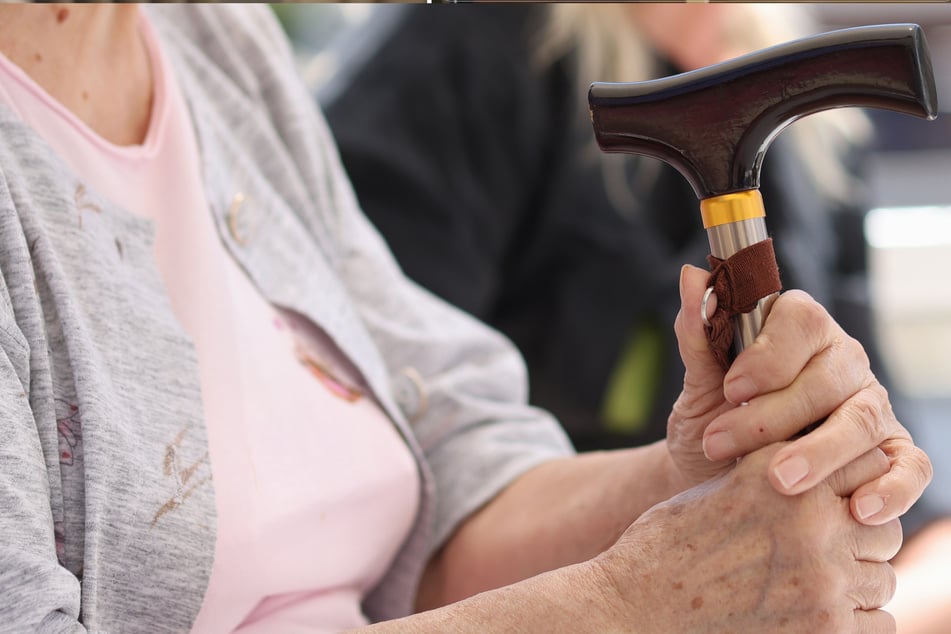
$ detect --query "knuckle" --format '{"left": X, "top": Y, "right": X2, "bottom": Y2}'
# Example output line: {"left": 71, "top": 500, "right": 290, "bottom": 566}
{"left": 784, "top": 290, "right": 828, "bottom": 334}
{"left": 669, "top": 381, "right": 722, "bottom": 423}
{"left": 673, "top": 307, "right": 687, "bottom": 339}
{"left": 778, "top": 288, "right": 816, "bottom": 308}
{"left": 869, "top": 518, "right": 904, "bottom": 561}
{"left": 879, "top": 563, "right": 898, "bottom": 606}
{"left": 828, "top": 335, "right": 872, "bottom": 392}
{"left": 868, "top": 447, "right": 890, "bottom": 475}
{"left": 843, "top": 334, "right": 872, "bottom": 371}
{"left": 831, "top": 331, "right": 865, "bottom": 361}
{"left": 845, "top": 564, "right": 895, "bottom": 613}
{"left": 845, "top": 389, "right": 889, "bottom": 443}
{"left": 911, "top": 445, "right": 935, "bottom": 488}
{"left": 891, "top": 445, "right": 936, "bottom": 514}
{"left": 888, "top": 519, "right": 904, "bottom": 558}
{"left": 877, "top": 610, "right": 898, "bottom": 634}
{"left": 801, "top": 299, "right": 830, "bottom": 334}
{"left": 749, "top": 329, "right": 780, "bottom": 366}
{"left": 875, "top": 442, "right": 932, "bottom": 518}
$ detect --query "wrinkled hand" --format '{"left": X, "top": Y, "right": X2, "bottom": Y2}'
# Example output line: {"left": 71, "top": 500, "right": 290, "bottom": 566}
{"left": 668, "top": 264, "right": 932, "bottom": 525}
{"left": 597, "top": 444, "right": 902, "bottom": 633}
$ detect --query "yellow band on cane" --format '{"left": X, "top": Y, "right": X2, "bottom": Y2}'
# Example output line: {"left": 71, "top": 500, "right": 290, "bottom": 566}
{"left": 700, "top": 190, "right": 766, "bottom": 228}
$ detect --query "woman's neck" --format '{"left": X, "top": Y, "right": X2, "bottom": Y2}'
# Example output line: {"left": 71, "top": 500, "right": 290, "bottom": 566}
{"left": 0, "top": 3, "right": 154, "bottom": 146}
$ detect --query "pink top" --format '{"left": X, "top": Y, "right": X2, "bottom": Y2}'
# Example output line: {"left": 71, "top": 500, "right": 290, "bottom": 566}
{"left": 0, "top": 14, "right": 420, "bottom": 633}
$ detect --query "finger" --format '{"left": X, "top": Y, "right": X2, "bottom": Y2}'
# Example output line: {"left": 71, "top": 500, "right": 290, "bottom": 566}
{"left": 848, "top": 560, "right": 898, "bottom": 611}
{"left": 851, "top": 608, "right": 897, "bottom": 634}
{"left": 702, "top": 338, "right": 869, "bottom": 461}
{"left": 765, "top": 383, "right": 895, "bottom": 495}
{"left": 722, "top": 290, "right": 844, "bottom": 405}
{"left": 851, "top": 518, "right": 903, "bottom": 564}
{"left": 824, "top": 448, "right": 890, "bottom": 498}
{"left": 849, "top": 437, "right": 934, "bottom": 525}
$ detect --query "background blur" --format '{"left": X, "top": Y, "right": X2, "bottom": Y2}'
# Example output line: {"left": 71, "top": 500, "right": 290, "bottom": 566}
{"left": 275, "top": 3, "right": 951, "bottom": 510}
{"left": 814, "top": 4, "right": 951, "bottom": 518}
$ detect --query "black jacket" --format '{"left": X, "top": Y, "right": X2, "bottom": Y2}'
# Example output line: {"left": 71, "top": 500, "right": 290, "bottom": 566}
{"left": 324, "top": 5, "right": 883, "bottom": 451}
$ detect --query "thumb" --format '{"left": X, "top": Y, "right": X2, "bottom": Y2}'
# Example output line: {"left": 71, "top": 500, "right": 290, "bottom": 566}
{"left": 674, "top": 264, "right": 726, "bottom": 398}
{"left": 668, "top": 264, "right": 736, "bottom": 484}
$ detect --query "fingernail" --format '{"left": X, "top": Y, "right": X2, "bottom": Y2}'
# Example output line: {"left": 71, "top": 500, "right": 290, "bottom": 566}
{"left": 679, "top": 265, "right": 689, "bottom": 301}
{"left": 703, "top": 430, "right": 737, "bottom": 460}
{"left": 856, "top": 494, "right": 885, "bottom": 520}
{"left": 725, "top": 376, "right": 757, "bottom": 404}
{"left": 774, "top": 456, "right": 810, "bottom": 490}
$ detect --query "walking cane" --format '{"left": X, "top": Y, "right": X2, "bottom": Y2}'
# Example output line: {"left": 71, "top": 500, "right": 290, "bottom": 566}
{"left": 589, "top": 24, "right": 937, "bottom": 370}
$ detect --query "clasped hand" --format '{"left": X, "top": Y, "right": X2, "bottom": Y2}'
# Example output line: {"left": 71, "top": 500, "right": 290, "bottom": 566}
{"left": 595, "top": 265, "right": 932, "bottom": 632}
{"left": 669, "top": 264, "right": 931, "bottom": 524}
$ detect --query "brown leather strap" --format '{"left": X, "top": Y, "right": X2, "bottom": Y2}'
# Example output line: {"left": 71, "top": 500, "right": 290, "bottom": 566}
{"left": 705, "top": 238, "right": 782, "bottom": 371}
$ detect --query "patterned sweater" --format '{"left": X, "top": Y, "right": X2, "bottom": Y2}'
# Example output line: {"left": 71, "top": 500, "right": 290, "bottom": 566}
{"left": 0, "top": 5, "right": 572, "bottom": 631}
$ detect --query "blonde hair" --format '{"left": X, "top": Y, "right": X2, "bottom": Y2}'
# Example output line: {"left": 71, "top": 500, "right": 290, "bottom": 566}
{"left": 533, "top": 4, "right": 871, "bottom": 209}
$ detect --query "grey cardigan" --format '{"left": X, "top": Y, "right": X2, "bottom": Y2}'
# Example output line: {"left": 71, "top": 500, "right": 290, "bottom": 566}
{"left": 0, "top": 6, "right": 572, "bottom": 632}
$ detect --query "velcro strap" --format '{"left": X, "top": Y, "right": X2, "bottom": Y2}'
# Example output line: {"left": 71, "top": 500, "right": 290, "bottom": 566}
{"left": 705, "top": 238, "right": 782, "bottom": 371}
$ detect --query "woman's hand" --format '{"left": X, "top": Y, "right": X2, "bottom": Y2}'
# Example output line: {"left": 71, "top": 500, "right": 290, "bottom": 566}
{"left": 668, "top": 264, "right": 932, "bottom": 525}
{"left": 596, "top": 443, "right": 902, "bottom": 632}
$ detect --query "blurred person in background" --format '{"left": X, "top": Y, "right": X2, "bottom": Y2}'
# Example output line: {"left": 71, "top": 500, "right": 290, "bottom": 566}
{"left": 322, "top": 3, "right": 878, "bottom": 454}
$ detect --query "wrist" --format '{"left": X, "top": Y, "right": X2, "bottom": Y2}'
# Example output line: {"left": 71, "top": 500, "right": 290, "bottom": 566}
{"left": 582, "top": 549, "right": 655, "bottom": 631}
{"left": 407, "top": 560, "right": 643, "bottom": 633}
{"left": 560, "top": 558, "right": 640, "bottom": 631}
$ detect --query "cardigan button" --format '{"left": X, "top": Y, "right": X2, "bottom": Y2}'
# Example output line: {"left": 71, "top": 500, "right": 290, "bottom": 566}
{"left": 227, "top": 192, "right": 250, "bottom": 245}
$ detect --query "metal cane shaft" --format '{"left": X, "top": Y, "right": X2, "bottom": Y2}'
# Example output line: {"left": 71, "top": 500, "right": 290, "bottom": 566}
{"left": 706, "top": 217, "right": 778, "bottom": 356}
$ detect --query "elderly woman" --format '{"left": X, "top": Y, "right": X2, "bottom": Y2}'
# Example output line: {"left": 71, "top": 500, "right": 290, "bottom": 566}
{"left": 0, "top": 4, "right": 929, "bottom": 633}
